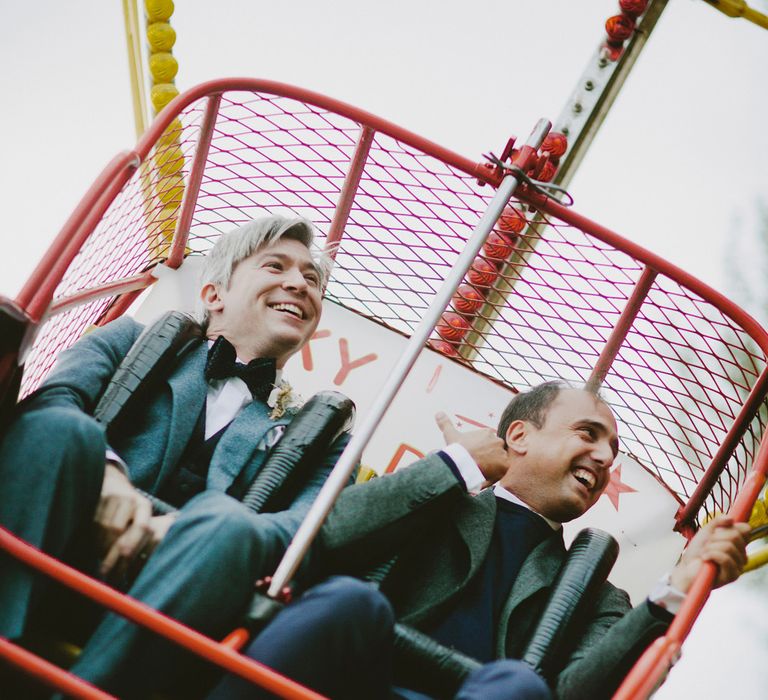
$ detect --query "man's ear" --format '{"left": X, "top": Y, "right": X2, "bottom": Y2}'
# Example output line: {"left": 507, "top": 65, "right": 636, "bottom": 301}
{"left": 200, "top": 282, "right": 224, "bottom": 313}
{"left": 505, "top": 420, "right": 529, "bottom": 456}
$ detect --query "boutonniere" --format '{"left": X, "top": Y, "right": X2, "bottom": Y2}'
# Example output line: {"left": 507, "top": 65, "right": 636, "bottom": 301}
{"left": 267, "top": 380, "right": 303, "bottom": 420}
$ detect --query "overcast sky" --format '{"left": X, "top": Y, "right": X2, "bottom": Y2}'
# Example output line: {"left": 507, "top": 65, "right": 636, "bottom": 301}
{"left": 1, "top": 1, "right": 767, "bottom": 696}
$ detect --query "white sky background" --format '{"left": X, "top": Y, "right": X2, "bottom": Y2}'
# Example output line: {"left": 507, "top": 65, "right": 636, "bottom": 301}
{"left": 1, "top": 0, "right": 767, "bottom": 696}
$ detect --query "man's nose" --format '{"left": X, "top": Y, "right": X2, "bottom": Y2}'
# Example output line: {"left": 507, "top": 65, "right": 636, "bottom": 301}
{"left": 593, "top": 440, "right": 615, "bottom": 468}
{"left": 282, "top": 266, "right": 308, "bottom": 291}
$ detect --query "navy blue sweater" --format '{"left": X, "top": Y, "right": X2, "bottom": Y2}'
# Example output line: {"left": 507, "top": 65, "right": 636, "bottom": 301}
{"left": 423, "top": 498, "right": 556, "bottom": 662}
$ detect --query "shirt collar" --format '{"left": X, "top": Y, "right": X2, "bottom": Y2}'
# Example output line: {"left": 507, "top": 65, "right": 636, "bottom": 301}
{"left": 492, "top": 483, "right": 561, "bottom": 530}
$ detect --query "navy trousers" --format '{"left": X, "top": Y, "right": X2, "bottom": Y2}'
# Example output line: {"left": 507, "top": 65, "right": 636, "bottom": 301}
{"left": 208, "top": 576, "right": 395, "bottom": 700}
{"left": 209, "top": 577, "right": 552, "bottom": 700}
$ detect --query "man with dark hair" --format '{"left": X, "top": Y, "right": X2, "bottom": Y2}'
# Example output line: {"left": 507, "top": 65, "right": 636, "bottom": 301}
{"left": 211, "top": 381, "right": 750, "bottom": 700}
{"left": 0, "top": 215, "right": 347, "bottom": 697}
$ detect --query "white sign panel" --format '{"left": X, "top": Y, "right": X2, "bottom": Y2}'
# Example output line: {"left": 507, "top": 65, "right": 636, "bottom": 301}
{"left": 285, "top": 300, "right": 687, "bottom": 602}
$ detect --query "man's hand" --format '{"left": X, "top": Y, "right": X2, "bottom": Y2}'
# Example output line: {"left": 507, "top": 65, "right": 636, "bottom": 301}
{"left": 124, "top": 513, "right": 179, "bottom": 582}
{"left": 144, "top": 512, "right": 178, "bottom": 556}
{"left": 670, "top": 515, "right": 751, "bottom": 593}
{"left": 94, "top": 462, "right": 153, "bottom": 579}
{"left": 435, "top": 412, "right": 508, "bottom": 485}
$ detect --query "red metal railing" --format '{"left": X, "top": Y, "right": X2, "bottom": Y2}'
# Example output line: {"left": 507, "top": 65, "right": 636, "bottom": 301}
{"left": 0, "top": 528, "right": 325, "bottom": 699}
{"left": 3, "top": 78, "right": 768, "bottom": 699}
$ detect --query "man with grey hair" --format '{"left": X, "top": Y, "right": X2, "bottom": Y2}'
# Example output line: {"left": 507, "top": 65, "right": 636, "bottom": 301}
{"left": 0, "top": 215, "right": 345, "bottom": 697}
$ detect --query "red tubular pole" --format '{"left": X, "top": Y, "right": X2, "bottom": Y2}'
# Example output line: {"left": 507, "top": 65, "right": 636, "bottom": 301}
{"left": 46, "top": 270, "right": 156, "bottom": 320}
{"left": 15, "top": 152, "right": 140, "bottom": 320}
{"left": 166, "top": 94, "right": 222, "bottom": 269}
{"left": 0, "top": 637, "right": 116, "bottom": 700}
{"left": 97, "top": 286, "right": 150, "bottom": 326}
{"left": 325, "top": 125, "right": 375, "bottom": 258}
{"left": 220, "top": 627, "right": 251, "bottom": 650}
{"left": 0, "top": 528, "right": 326, "bottom": 700}
{"left": 587, "top": 265, "right": 658, "bottom": 390}
{"left": 614, "top": 456, "right": 768, "bottom": 699}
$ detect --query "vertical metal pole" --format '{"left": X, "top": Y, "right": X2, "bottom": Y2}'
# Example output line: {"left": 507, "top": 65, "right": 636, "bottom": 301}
{"left": 267, "top": 119, "right": 552, "bottom": 596}
{"left": 121, "top": 0, "right": 149, "bottom": 139}
{"left": 460, "top": 0, "right": 670, "bottom": 360}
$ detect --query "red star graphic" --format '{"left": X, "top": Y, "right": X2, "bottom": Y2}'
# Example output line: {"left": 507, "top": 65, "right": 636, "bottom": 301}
{"left": 454, "top": 414, "right": 495, "bottom": 430}
{"left": 601, "top": 464, "right": 637, "bottom": 511}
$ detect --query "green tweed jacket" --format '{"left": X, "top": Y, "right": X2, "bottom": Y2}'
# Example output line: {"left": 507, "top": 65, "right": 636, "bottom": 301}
{"left": 318, "top": 455, "right": 671, "bottom": 700}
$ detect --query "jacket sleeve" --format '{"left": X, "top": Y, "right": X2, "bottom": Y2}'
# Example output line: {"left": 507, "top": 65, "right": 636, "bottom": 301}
{"left": 554, "top": 585, "right": 672, "bottom": 700}
{"left": 19, "top": 316, "right": 142, "bottom": 415}
{"left": 317, "top": 455, "right": 467, "bottom": 573}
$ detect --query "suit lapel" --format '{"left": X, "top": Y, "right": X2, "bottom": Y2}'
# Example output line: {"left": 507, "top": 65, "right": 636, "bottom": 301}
{"left": 207, "top": 401, "right": 292, "bottom": 493}
{"left": 152, "top": 341, "right": 207, "bottom": 492}
{"left": 495, "top": 530, "right": 566, "bottom": 657}
{"left": 453, "top": 488, "right": 497, "bottom": 584}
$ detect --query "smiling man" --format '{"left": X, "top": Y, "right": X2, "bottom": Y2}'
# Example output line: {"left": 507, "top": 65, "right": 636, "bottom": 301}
{"left": 210, "top": 381, "right": 750, "bottom": 700}
{"left": 0, "top": 216, "right": 348, "bottom": 697}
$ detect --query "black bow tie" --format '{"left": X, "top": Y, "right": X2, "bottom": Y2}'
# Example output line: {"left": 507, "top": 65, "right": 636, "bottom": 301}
{"left": 205, "top": 336, "right": 277, "bottom": 402}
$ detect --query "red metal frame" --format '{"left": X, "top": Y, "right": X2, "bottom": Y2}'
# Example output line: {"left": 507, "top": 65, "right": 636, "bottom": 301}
{"left": 127, "top": 78, "right": 496, "bottom": 187}
{"left": 674, "top": 366, "right": 768, "bottom": 532}
{"left": 0, "top": 528, "right": 325, "bottom": 700}
{"left": 587, "top": 266, "right": 658, "bottom": 390}
{"left": 46, "top": 270, "right": 156, "bottom": 319}
{"left": 166, "top": 94, "right": 222, "bottom": 269}
{"left": 4, "top": 78, "right": 768, "bottom": 700}
{"left": 325, "top": 125, "right": 376, "bottom": 256}
{"left": 532, "top": 194, "right": 768, "bottom": 357}
{"left": 0, "top": 637, "right": 115, "bottom": 699}
{"left": 614, "top": 464, "right": 768, "bottom": 698}
{"left": 15, "top": 151, "right": 140, "bottom": 323}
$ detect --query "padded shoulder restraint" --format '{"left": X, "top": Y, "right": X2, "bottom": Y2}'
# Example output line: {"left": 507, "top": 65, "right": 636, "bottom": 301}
{"left": 520, "top": 527, "right": 619, "bottom": 679}
{"left": 241, "top": 390, "right": 355, "bottom": 513}
{"left": 93, "top": 310, "right": 203, "bottom": 427}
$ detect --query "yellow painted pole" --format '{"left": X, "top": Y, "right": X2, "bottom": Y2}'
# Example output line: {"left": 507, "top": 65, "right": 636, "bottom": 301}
{"left": 122, "top": 0, "right": 149, "bottom": 138}
{"left": 744, "top": 545, "right": 768, "bottom": 573}
{"left": 702, "top": 0, "right": 768, "bottom": 30}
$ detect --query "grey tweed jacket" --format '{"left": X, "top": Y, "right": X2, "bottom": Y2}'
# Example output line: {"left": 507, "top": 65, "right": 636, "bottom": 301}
{"left": 318, "top": 456, "right": 670, "bottom": 700}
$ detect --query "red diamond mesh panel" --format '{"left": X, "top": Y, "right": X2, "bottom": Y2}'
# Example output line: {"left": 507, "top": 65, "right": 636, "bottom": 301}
{"left": 16, "top": 84, "right": 768, "bottom": 526}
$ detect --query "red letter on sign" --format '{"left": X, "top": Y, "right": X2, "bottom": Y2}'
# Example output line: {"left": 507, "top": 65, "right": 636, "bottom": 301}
{"left": 301, "top": 329, "right": 332, "bottom": 371}
{"left": 385, "top": 444, "right": 425, "bottom": 474}
{"left": 333, "top": 338, "right": 377, "bottom": 385}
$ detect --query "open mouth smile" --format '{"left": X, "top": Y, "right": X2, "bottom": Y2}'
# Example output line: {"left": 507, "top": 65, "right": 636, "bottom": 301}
{"left": 269, "top": 303, "right": 305, "bottom": 320}
{"left": 571, "top": 467, "right": 597, "bottom": 491}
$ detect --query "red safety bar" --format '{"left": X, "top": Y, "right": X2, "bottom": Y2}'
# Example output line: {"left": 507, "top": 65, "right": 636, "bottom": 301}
{"left": 0, "top": 528, "right": 325, "bottom": 700}
{"left": 3, "top": 78, "right": 768, "bottom": 699}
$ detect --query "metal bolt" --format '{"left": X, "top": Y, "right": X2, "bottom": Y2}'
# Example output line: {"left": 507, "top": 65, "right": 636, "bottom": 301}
{"left": 585, "top": 80, "right": 594, "bottom": 91}
{"left": 573, "top": 102, "right": 583, "bottom": 114}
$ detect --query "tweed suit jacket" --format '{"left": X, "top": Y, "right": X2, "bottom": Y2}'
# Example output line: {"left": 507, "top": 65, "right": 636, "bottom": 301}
{"left": 23, "top": 316, "right": 346, "bottom": 533}
{"left": 319, "top": 456, "right": 670, "bottom": 700}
